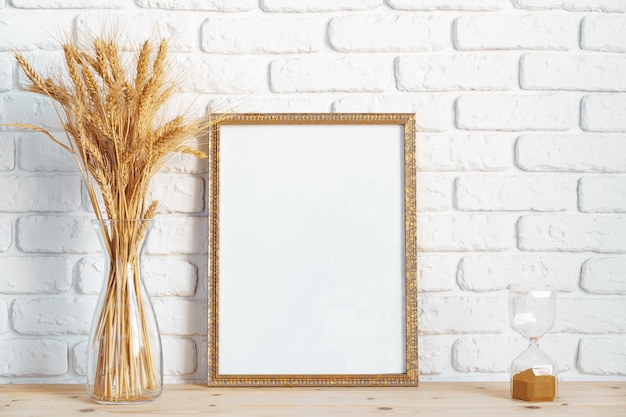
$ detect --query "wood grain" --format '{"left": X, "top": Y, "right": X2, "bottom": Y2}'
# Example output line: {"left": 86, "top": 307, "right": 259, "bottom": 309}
{"left": 1, "top": 382, "right": 624, "bottom": 416}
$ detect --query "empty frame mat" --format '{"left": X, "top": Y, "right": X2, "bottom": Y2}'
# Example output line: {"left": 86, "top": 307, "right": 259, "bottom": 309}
{"left": 208, "top": 113, "right": 417, "bottom": 386}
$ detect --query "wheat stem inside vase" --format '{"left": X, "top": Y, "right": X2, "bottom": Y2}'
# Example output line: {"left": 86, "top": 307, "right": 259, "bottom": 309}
{"left": 92, "top": 221, "right": 157, "bottom": 402}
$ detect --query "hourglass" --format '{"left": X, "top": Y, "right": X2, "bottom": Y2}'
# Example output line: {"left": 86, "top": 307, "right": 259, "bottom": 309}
{"left": 509, "top": 287, "right": 557, "bottom": 402}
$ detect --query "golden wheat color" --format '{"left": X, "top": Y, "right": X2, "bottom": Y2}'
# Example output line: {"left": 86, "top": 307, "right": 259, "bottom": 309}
{"left": 14, "top": 37, "right": 214, "bottom": 402}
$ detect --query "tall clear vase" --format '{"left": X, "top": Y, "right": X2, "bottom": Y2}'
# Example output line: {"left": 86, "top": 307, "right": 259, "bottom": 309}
{"left": 87, "top": 219, "right": 163, "bottom": 404}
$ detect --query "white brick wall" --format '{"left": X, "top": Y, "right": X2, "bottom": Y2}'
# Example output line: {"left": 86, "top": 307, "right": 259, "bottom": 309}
{"left": 581, "top": 15, "right": 626, "bottom": 53}
{"left": 261, "top": 0, "right": 380, "bottom": 12}
{"left": 0, "top": 0, "right": 625, "bottom": 385}
{"left": 388, "top": 0, "right": 505, "bottom": 10}
{"left": 581, "top": 258, "right": 626, "bottom": 294}
{"left": 201, "top": 17, "right": 322, "bottom": 54}
{"left": 396, "top": 54, "right": 516, "bottom": 91}
{"left": 581, "top": 95, "right": 626, "bottom": 132}
{"left": 270, "top": 56, "right": 392, "bottom": 92}
{"left": 521, "top": 54, "right": 626, "bottom": 91}
{"left": 329, "top": 14, "right": 450, "bottom": 52}
{"left": 455, "top": 14, "right": 578, "bottom": 50}
{"left": 517, "top": 135, "right": 626, "bottom": 172}
{"left": 456, "top": 94, "right": 578, "bottom": 131}
{"left": 511, "top": 0, "right": 626, "bottom": 12}
{"left": 136, "top": 0, "right": 255, "bottom": 12}
{"left": 455, "top": 175, "right": 577, "bottom": 211}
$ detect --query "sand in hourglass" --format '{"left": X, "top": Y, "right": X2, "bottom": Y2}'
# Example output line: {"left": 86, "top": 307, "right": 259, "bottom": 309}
{"left": 512, "top": 368, "right": 556, "bottom": 402}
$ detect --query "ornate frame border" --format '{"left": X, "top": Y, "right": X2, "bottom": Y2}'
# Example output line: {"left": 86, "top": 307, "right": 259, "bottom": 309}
{"left": 207, "top": 113, "right": 417, "bottom": 387}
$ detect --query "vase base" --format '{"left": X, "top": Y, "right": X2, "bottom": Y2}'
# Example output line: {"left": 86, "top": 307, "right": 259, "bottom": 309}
{"left": 88, "top": 390, "right": 162, "bottom": 405}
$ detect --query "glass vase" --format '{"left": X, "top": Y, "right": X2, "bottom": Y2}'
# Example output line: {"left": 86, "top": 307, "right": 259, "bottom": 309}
{"left": 87, "top": 219, "right": 163, "bottom": 404}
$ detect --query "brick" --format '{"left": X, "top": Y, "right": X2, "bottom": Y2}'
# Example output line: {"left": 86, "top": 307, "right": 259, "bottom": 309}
{"left": 0, "top": 175, "right": 81, "bottom": 212}
{"left": 261, "top": 0, "right": 381, "bottom": 12}
{"left": 455, "top": 14, "right": 577, "bottom": 50}
{"left": 582, "top": 16, "right": 626, "bottom": 53}
{"left": 581, "top": 95, "right": 626, "bottom": 132}
{"left": 567, "top": 0, "right": 626, "bottom": 11}
{"left": 170, "top": 55, "right": 267, "bottom": 94}
{"left": 0, "top": 218, "right": 11, "bottom": 252}
{"left": 517, "top": 135, "right": 626, "bottom": 172}
{"left": 0, "top": 257, "right": 72, "bottom": 294}
{"left": 419, "top": 296, "right": 507, "bottom": 334}
{"left": 75, "top": 14, "right": 195, "bottom": 53}
{"left": 388, "top": 0, "right": 505, "bottom": 10}
{"left": 0, "top": 299, "right": 7, "bottom": 334}
{"left": 582, "top": 257, "right": 626, "bottom": 295}
{"left": 0, "top": 55, "right": 11, "bottom": 91}
{"left": 453, "top": 336, "right": 573, "bottom": 373}
{"left": 161, "top": 152, "right": 209, "bottom": 175}
{"left": 519, "top": 215, "right": 626, "bottom": 253}
{"left": 397, "top": 54, "right": 515, "bottom": 91}
{"left": 555, "top": 298, "right": 626, "bottom": 333}
{"left": 0, "top": 93, "right": 59, "bottom": 130}
{"left": 17, "top": 216, "right": 99, "bottom": 254}
{"left": 0, "top": 339, "right": 67, "bottom": 377}
{"left": 77, "top": 256, "right": 198, "bottom": 297}
{"left": 418, "top": 214, "right": 516, "bottom": 251}
{"left": 12, "top": 297, "right": 95, "bottom": 335}
{"left": 18, "top": 132, "right": 76, "bottom": 172}
{"left": 332, "top": 95, "right": 453, "bottom": 132}
{"left": 209, "top": 96, "right": 328, "bottom": 114}
{"left": 142, "top": 259, "right": 197, "bottom": 297}
{"left": 455, "top": 175, "right": 577, "bottom": 211}
{"left": 270, "top": 57, "right": 392, "bottom": 93}
{"left": 75, "top": 256, "right": 105, "bottom": 294}
{"left": 418, "top": 255, "right": 459, "bottom": 292}
{"left": 329, "top": 14, "right": 449, "bottom": 52}
{"left": 456, "top": 94, "right": 577, "bottom": 131}
{"left": 12, "top": 0, "right": 124, "bottom": 7}
{"left": 163, "top": 338, "right": 197, "bottom": 376}
{"left": 417, "top": 174, "right": 453, "bottom": 211}
{"left": 136, "top": 0, "right": 255, "bottom": 11}
{"left": 512, "top": 0, "right": 626, "bottom": 12}
{"left": 202, "top": 17, "right": 321, "bottom": 54}
{"left": 521, "top": 54, "right": 626, "bottom": 92}
{"left": 578, "top": 337, "right": 626, "bottom": 375}
{"left": 418, "top": 335, "right": 455, "bottom": 375}
{"left": 148, "top": 175, "right": 204, "bottom": 214}
{"left": 153, "top": 299, "right": 205, "bottom": 335}
{"left": 511, "top": 0, "right": 562, "bottom": 8}
{"left": 458, "top": 255, "right": 580, "bottom": 292}
{"left": 147, "top": 217, "right": 208, "bottom": 255}
{"left": 71, "top": 341, "right": 87, "bottom": 376}
{"left": 416, "top": 134, "right": 513, "bottom": 171}
{"left": 0, "top": 13, "right": 73, "bottom": 51}
{"left": 579, "top": 176, "right": 626, "bottom": 213}
{"left": 0, "top": 134, "right": 15, "bottom": 171}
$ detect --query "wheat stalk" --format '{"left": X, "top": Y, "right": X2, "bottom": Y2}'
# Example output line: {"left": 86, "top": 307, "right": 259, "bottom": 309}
{"left": 11, "top": 36, "right": 220, "bottom": 402}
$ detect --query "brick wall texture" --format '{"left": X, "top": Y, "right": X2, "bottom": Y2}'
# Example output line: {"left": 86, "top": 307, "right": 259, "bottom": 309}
{"left": 0, "top": 0, "right": 625, "bottom": 384}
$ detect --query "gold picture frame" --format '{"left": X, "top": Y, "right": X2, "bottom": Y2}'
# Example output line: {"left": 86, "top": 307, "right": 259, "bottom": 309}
{"left": 208, "top": 113, "right": 417, "bottom": 387}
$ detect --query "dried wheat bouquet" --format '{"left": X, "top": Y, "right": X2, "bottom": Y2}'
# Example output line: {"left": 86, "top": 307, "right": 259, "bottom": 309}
{"left": 14, "top": 36, "right": 208, "bottom": 222}
{"left": 12, "top": 36, "right": 212, "bottom": 402}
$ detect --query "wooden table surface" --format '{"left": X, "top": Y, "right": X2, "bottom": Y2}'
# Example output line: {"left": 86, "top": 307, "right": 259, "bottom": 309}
{"left": 1, "top": 382, "right": 624, "bottom": 416}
